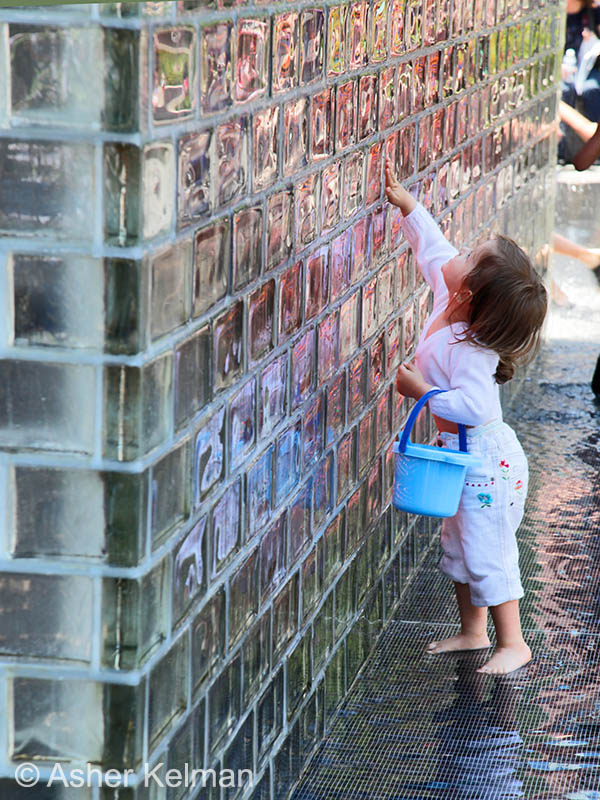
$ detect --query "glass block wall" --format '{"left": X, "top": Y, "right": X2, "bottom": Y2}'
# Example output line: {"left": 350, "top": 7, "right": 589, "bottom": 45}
{"left": 0, "top": 0, "right": 559, "bottom": 797}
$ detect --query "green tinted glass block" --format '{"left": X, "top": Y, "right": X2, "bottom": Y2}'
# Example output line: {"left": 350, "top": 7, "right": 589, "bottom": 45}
{"left": 11, "top": 677, "right": 144, "bottom": 769}
{"left": 103, "top": 353, "right": 172, "bottom": 461}
{"left": 9, "top": 466, "right": 148, "bottom": 566}
{"left": 152, "top": 27, "right": 196, "bottom": 124}
{"left": 0, "top": 360, "right": 95, "bottom": 454}
{"left": 0, "top": 572, "right": 92, "bottom": 662}
{"left": 175, "top": 325, "right": 211, "bottom": 429}
{"left": 0, "top": 139, "right": 95, "bottom": 240}
{"left": 11, "top": 253, "right": 104, "bottom": 349}
{"left": 151, "top": 440, "right": 190, "bottom": 549}
{"left": 150, "top": 238, "right": 192, "bottom": 340}
{"left": 102, "top": 557, "right": 170, "bottom": 670}
{"left": 104, "top": 257, "right": 149, "bottom": 355}
{"left": 148, "top": 635, "right": 189, "bottom": 750}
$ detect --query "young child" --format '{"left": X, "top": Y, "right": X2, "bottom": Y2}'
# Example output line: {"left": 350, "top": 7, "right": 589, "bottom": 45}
{"left": 385, "top": 162, "right": 548, "bottom": 675}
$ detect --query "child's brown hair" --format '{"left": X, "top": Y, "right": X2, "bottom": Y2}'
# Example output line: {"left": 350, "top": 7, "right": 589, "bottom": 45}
{"left": 454, "top": 236, "right": 548, "bottom": 384}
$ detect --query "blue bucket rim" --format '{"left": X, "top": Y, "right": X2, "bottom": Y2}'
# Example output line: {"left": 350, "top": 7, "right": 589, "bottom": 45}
{"left": 392, "top": 440, "right": 483, "bottom": 467}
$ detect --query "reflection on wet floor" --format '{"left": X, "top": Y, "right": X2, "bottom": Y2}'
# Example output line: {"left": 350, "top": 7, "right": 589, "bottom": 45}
{"left": 291, "top": 211, "right": 600, "bottom": 797}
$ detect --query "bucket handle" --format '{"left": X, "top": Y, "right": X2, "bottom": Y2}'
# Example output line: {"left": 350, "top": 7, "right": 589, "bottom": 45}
{"left": 398, "top": 388, "right": 468, "bottom": 453}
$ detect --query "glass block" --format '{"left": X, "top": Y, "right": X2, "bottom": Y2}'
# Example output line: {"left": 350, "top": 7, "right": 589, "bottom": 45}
{"left": 194, "top": 406, "right": 225, "bottom": 503}
{"left": 173, "top": 516, "right": 207, "bottom": 625}
{"left": 369, "top": 333, "right": 384, "bottom": 397}
{"left": 397, "top": 249, "right": 412, "bottom": 302}
{"left": 274, "top": 420, "right": 302, "bottom": 505}
{"left": 289, "top": 481, "right": 312, "bottom": 563}
{"left": 396, "top": 61, "right": 411, "bottom": 121}
{"left": 208, "top": 654, "right": 241, "bottom": 760}
{"left": 249, "top": 280, "right": 275, "bottom": 365}
{"left": 371, "top": 204, "right": 388, "bottom": 263}
{"left": 426, "top": 50, "right": 440, "bottom": 106}
{"left": 273, "top": 576, "right": 299, "bottom": 663}
{"left": 214, "top": 301, "right": 243, "bottom": 392}
{"left": 192, "top": 588, "right": 225, "bottom": 690}
{"left": 103, "top": 354, "right": 172, "bottom": 461}
{"left": 151, "top": 441, "right": 189, "bottom": 548}
{"left": 330, "top": 227, "right": 350, "bottom": 302}
{"left": 411, "top": 55, "right": 425, "bottom": 113}
{"left": 377, "top": 260, "right": 395, "bottom": 326}
{"left": 259, "top": 354, "right": 287, "bottom": 439}
{"left": 4, "top": 25, "right": 105, "bottom": 130}
{"left": 325, "top": 370, "right": 345, "bottom": 446}
{"left": 371, "top": 0, "right": 389, "bottom": 62}
{"left": 201, "top": 22, "right": 232, "bottom": 113}
{"left": 296, "top": 172, "right": 319, "bottom": 250}
{"left": 273, "top": 12, "right": 299, "bottom": 94}
{"left": 386, "top": 314, "right": 402, "bottom": 374}
{"left": 348, "top": 351, "right": 367, "bottom": 421}
{"left": 358, "top": 74, "right": 378, "bottom": 141}
{"left": 337, "top": 430, "right": 355, "bottom": 503}
{"left": 230, "top": 378, "right": 256, "bottom": 471}
{"left": 212, "top": 478, "right": 242, "bottom": 575}
{"left": 11, "top": 677, "right": 143, "bottom": 768}
{"left": 300, "top": 8, "right": 324, "bottom": 85}
{"left": 0, "top": 572, "right": 92, "bottom": 662}
{"left": 233, "top": 204, "right": 262, "bottom": 291}
{"left": 405, "top": 0, "right": 422, "bottom": 50}
{"left": 0, "top": 139, "right": 94, "bottom": 241}
{"left": 389, "top": 203, "right": 404, "bottom": 251}
{"left": 178, "top": 129, "right": 212, "bottom": 226}
{"left": 291, "top": 329, "right": 315, "bottom": 409}
{"left": 327, "top": 5, "right": 347, "bottom": 76}
{"left": 339, "top": 290, "right": 360, "bottom": 363}
{"left": 283, "top": 97, "right": 308, "bottom": 176}
{"left": 260, "top": 514, "right": 286, "bottom": 603}
{"left": 418, "top": 115, "right": 431, "bottom": 172}
{"left": 365, "top": 141, "right": 383, "bottom": 208}
{"left": 230, "top": 549, "right": 259, "bottom": 646}
{"left": 335, "top": 80, "right": 356, "bottom": 151}
{"left": 303, "top": 392, "right": 323, "bottom": 469}
{"left": 150, "top": 239, "right": 191, "bottom": 341}
{"left": 379, "top": 66, "right": 396, "bottom": 131}
{"left": 9, "top": 466, "right": 147, "bottom": 566}
{"left": 10, "top": 253, "right": 103, "bottom": 350}
{"left": 399, "top": 123, "right": 415, "bottom": 178}
{"left": 350, "top": 216, "right": 370, "bottom": 283}
{"left": 267, "top": 190, "right": 293, "bottom": 271}
{"left": 358, "top": 411, "right": 373, "bottom": 475}
{"left": 305, "top": 247, "right": 329, "bottom": 321}
{"left": 344, "top": 150, "right": 364, "bottom": 219}
{"left": 215, "top": 115, "right": 248, "bottom": 208}
{"left": 152, "top": 27, "right": 196, "bottom": 123}
{"left": 234, "top": 18, "right": 269, "bottom": 103}
{"left": 246, "top": 446, "right": 273, "bottom": 536}
{"left": 390, "top": 0, "right": 406, "bottom": 56}
{"left": 402, "top": 301, "right": 415, "bottom": 358}
{"left": 311, "top": 88, "right": 334, "bottom": 160}
{"left": 362, "top": 276, "right": 378, "bottom": 340}
{"left": 0, "top": 360, "right": 94, "bottom": 454}
{"left": 148, "top": 636, "right": 189, "bottom": 750}
{"left": 253, "top": 106, "right": 279, "bottom": 193}
{"left": 348, "top": 1, "right": 368, "bottom": 69}
{"left": 321, "top": 161, "right": 341, "bottom": 234}
{"left": 279, "top": 260, "right": 303, "bottom": 341}
{"left": 242, "top": 615, "right": 270, "bottom": 707}
{"left": 318, "top": 311, "right": 339, "bottom": 385}
{"left": 302, "top": 548, "right": 319, "bottom": 620}
{"left": 192, "top": 218, "right": 230, "bottom": 318}
{"left": 142, "top": 141, "right": 176, "bottom": 241}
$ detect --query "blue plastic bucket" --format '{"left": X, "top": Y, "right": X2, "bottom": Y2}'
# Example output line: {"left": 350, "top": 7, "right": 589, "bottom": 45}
{"left": 392, "top": 388, "right": 483, "bottom": 517}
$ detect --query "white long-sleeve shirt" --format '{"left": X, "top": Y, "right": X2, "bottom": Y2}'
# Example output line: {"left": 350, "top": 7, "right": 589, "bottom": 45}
{"left": 400, "top": 202, "right": 503, "bottom": 426}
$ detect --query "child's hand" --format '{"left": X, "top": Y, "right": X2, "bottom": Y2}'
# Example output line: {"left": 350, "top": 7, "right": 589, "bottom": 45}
{"left": 396, "top": 361, "right": 431, "bottom": 399}
{"left": 385, "top": 160, "right": 417, "bottom": 215}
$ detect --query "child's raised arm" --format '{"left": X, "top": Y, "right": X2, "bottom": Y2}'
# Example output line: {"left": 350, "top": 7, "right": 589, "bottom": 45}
{"left": 385, "top": 163, "right": 457, "bottom": 294}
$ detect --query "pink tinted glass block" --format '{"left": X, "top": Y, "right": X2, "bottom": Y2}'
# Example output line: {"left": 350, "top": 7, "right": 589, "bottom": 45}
{"left": 321, "top": 161, "right": 341, "bottom": 233}
{"left": 339, "top": 291, "right": 359, "bottom": 363}
{"left": 385, "top": 130, "right": 398, "bottom": 175}
{"left": 366, "top": 141, "right": 383, "bottom": 206}
{"left": 178, "top": 129, "right": 212, "bottom": 226}
{"left": 350, "top": 216, "right": 370, "bottom": 283}
{"left": 369, "top": 334, "right": 384, "bottom": 397}
{"left": 423, "top": 0, "right": 436, "bottom": 46}
{"left": 418, "top": 115, "right": 431, "bottom": 172}
{"left": 214, "top": 302, "right": 243, "bottom": 391}
{"left": 253, "top": 106, "right": 279, "bottom": 192}
{"left": 233, "top": 205, "right": 262, "bottom": 291}
{"left": 201, "top": 23, "right": 232, "bottom": 113}
{"left": 377, "top": 260, "right": 394, "bottom": 326}
{"left": 411, "top": 56, "right": 425, "bottom": 112}
{"left": 305, "top": 247, "right": 329, "bottom": 321}
{"left": 215, "top": 116, "right": 247, "bottom": 207}
{"left": 348, "top": 1, "right": 368, "bottom": 69}
{"left": 406, "top": 0, "right": 422, "bottom": 51}
{"left": 273, "top": 12, "right": 298, "bottom": 94}
{"left": 266, "top": 190, "right": 292, "bottom": 271}
{"left": 326, "top": 371, "right": 345, "bottom": 445}
{"left": 230, "top": 378, "right": 256, "bottom": 470}
{"left": 302, "top": 392, "right": 323, "bottom": 469}
{"left": 371, "top": 205, "right": 387, "bottom": 262}
{"left": 426, "top": 51, "right": 440, "bottom": 106}
{"left": 336, "top": 81, "right": 355, "bottom": 151}
{"left": 260, "top": 355, "right": 287, "bottom": 438}
{"left": 318, "top": 311, "right": 339, "bottom": 383}
{"left": 371, "top": 0, "right": 388, "bottom": 62}
{"left": 386, "top": 314, "right": 401, "bottom": 372}
{"left": 379, "top": 66, "right": 396, "bottom": 130}
{"left": 291, "top": 329, "right": 315, "bottom": 408}
{"left": 249, "top": 280, "right": 274, "bottom": 364}
{"left": 283, "top": 98, "right": 308, "bottom": 175}
{"left": 390, "top": 0, "right": 405, "bottom": 56}
{"left": 438, "top": 0, "right": 450, "bottom": 41}
{"left": 389, "top": 205, "right": 403, "bottom": 251}
{"left": 330, "top": 228, "right": 350, "bottom": 301}
{"left": 234, "top": 18, "right": 269, "bottom": 103}
{"left": 300, "top": 8, "right": 325, "bottom": 85}
{"left": 358, "top": 74, "right": 378, "bottom": 141}
{"left": 296, "top": 173, "right": 319, "bottom": 250}
{"left": 442, "top": 45, "right": 454, "bottom": 98}
{"left": 279, "top": 261, "right": 303, "bottom": 341}
{"left": 402, "top": 301, "right": 415, "bottom": 357}
{"left": 399, "top": 124, "right": 414, "bottom": 179}
{"left": 432, "top": 108, "right": 444, "bottom": 161}
{"left": 327, "top": 5, "right": 347, "bottom": 76}
{"left": 311, "top": 89, "right": 333, "bottom": 160}
{"left": 362, "top": 276, "right": 377, "bottom": 340}
{"left": 344, "top": 150, "right": 364, "bottom": 219}
{"left": 348, "top": 351, "right": 367, "bottom": 419}
{"left": 397, "top": 61, "right": 410, "bottom": 121}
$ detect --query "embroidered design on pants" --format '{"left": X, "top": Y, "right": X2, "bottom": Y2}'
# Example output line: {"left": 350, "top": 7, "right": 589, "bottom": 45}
{"left": 477, "top": 493, "right": 493, "bottom": 508}
{"left": 499, "top": 460, "right": 510, "bottom": 479}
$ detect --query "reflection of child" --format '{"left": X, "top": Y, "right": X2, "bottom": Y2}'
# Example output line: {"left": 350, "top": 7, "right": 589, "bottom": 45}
{"left": 385, "top": 162, "right": 548, "bottom": 675}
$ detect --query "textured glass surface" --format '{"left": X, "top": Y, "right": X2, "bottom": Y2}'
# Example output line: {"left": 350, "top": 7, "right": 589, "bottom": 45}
{"left": 247, "top": 445, "right": 273, "bottom": 536}
{"left": 230, "top": 377, "right": 256, "bottom": 471}
{"left": 194, "top": 406, "right": 225, "bottom": 504}
{"left": 201, "top": 22, "right": 232, "bottom": 113}
{"left": 336, "top": 81, "right": 355, "bottom": 151}
{"left": 300, "top": 8, "right": 324, "bottom": 85}
{"left": 266, "top": 190, "right": 292, "bottom": 271}
{"left": 283, "top": 97, "right": 308, "bottom": 176}
{"left": 259, "top": 354, "right": 287, "bottom": 438}
{"left": 152, "top": 27, "right": 196, "bottom": 122}
{"left": 311, "top": 88, "right": 333, "bottom": 161}
{"left": 192, "top": 217, "right": 230, "bottom": 317}
{"left": 214, "top": 301, "right": 243, "bottom": 391}
{"left": 296, "top": 172, "right": 319, "bottom": 250}
{"left": 253, "top": 105, "right": 279, "bottom": 192}
{"left": 175, "top": 325, "right": 211, "bottom": 428}
{"left": 358, "top": 74, "right": 377, "bottom": 140}
{"left": 305, "top": 247, "right": 329, "bottom": 321}
{"left": 273, "top": 12, "right": 298, "bottom": 93}
{"left": 234, "top": 18, "right": 269, "bottom": 103}
{"left": 178, "top": 128, "right": 212, "bottom": 225}
{"left": 215, "top": 115, "right": 248, "bottom": 207}
{"left": 212, "top": 478, "right": 241, "bottom": 574}
{"left": 148, "top": 635, "right": 189, "bottom": 749}
{"left": 151, "top": 441, "right": 189, "bottom": 548}
{"left": 150, "top": 238, "right": 191, "bottom": 340}
{"left": 249, "top": 280, "right": 275, "bottom": 364}
{"left": 233, "top": 204, "right": 262, "bottom": 290}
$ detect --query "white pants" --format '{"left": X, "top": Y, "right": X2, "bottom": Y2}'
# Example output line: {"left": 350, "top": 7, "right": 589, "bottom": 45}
{"left": 436, "top": 419, "right": 528, "bottom": 608}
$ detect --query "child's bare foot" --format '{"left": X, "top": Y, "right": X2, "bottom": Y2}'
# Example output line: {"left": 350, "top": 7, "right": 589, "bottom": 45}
{"left": 476, "top": 642, "right": 532, "bottom": 674}
{"left": 427, "top": 632, "right": 491, "bottom": 654}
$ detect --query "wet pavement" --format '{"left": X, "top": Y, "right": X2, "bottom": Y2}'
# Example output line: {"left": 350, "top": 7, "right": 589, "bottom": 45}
{"left": 290, "top": 169, "right": 600, "bottom": 799}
